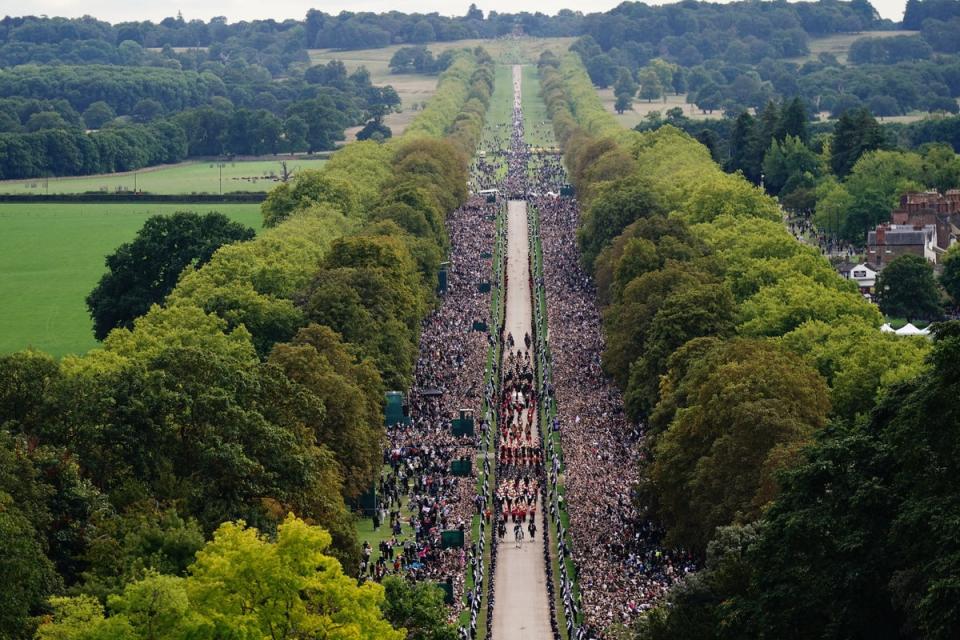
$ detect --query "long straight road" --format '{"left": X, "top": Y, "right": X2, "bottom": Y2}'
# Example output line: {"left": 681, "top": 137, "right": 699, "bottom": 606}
{"left": 491, "top": 66, "right": 552, "bottom": 640}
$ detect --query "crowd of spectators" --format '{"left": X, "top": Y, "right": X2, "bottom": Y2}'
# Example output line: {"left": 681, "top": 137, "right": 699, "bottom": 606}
{"left": 531, "top": 150, "right": 698, "bottom": 633}
{"left": 786, "top": 209, "right": 862, "bottom": 258}
{"left": 360, "top": 169, "right": 502, "bottom": 624}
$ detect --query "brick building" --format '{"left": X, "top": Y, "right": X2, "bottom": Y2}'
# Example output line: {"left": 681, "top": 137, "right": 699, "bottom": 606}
{"left": 866, "top": 224, "right": 938, "bottom": 266}
{"left": 889, "top": 190, "right": 960, "bottom": 250}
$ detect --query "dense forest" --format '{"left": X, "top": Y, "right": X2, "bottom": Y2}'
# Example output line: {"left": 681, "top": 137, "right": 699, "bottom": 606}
{"left": 639, "top": 100, "right": 960, "bottom": 241}
{"left": 0, "top": 59, "right": 402, "bottom": 179}
{"left": 626, "top": 96, "right": 960, "bottom": 246}
{"left": 3, "top": 0, "right": 959, "bottom": 182}
{"left": 539, "top": 50, "right": 959, "bottom": 640}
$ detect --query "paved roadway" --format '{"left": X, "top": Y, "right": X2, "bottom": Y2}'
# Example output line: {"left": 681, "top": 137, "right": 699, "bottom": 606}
{"left": 491, "top": 198, "right": 552, "bottom": 640}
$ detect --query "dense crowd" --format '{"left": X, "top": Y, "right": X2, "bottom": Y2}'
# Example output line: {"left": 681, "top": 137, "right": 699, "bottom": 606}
{"left": 360, "top": 181, "right": 500, "bottom": 621}
{"left": 531, "top": 157, "right": 697, "bottom": 632}
{"left": 786, "top": 209, "right": 862, "bottom": 258}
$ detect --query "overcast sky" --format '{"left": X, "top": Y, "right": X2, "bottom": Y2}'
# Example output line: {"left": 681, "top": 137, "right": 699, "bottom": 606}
{"left": 13, "top": 0, "right": 910, "bottom": 25}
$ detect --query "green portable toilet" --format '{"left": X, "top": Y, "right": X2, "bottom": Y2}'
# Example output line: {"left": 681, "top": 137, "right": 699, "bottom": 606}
{"left": 472, "top": 320, "right": 487, "bottom": 332}
{"left": 438, "top": 261, "right": 449, "bottom": 295}
{"left": 352, "top": 486, "right": 378, "bottom": 516}
{"left": 478, "top": 281, "right": 491, "bottom": 293}
{"left": 441, "top": 529, "right": 465, "bottom": 549}
{"left": 385, "top": 391, "right": 405, "bottom": 427}
{"left": 451, "top": 409, "right": 475, "bottom": 437}
{"left": 436, "top": 581, "right": 454, "bottom": 604}
{"left": 450, "top": 457, "right": 472, "bottom": 476}
{"left": 560, "top": 184, "right": 574, "bottom": 197}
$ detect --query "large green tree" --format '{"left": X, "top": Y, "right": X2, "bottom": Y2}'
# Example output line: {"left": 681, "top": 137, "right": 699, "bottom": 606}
{"left": 36, "top": 516, "right": 404, "bottom": 640}
{"left": 830, "top": 107, "right": 886, "bottom": 177}
{"left": 750, "top": 322, "right": 960, "bottom": 640}
{"left": 76, "top": 507, "right": 205, "bottom": 603}
{"left": 876, "top": 254, "right": 942, "bottom": 321}
{"left": 938, "top": 243, "right": 960, "bottom": 305}
{"left": 638, "top": 67, "right": 664, "bottom": 102}
{"left": 762, "top": 134, "right": 820, "bottom": 196}
{"left": 0, "top": 497, "right": 62, "bottom": 640}
{"left": 645, "top": 339, "right": 830, "bottom": 552}
{"left": 86, "top": 212, "right": 254, "bottom": 340}
{"left": 638, "top": 323, "right": 960, "bottom": 640}
{"left": 624, "top": 282, "right": 737, "bottom": 418}
{"left": 780, "top": 319, "right": 929, "bottom": 421}
{"left": 738, "top": 273, "right": 882, "bottom": 337}
{"left": 268, "top": 324, "right": 384, "bottom": 501}
{"left": 578, "top": 171, "right": 661, "bottom": 270}
{"left": 380, "top": 577, "right": 458, "bottom": 640}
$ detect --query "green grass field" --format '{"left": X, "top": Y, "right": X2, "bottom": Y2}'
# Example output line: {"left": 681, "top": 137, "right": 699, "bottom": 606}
{"left": 0, "top": 202, "right": 262, "bottom": 357}
{"left": 0, "top": 158, "right": 328, "bottom": 196}
{"left": 522, "top": 64, "right": 556, "bottom": 148}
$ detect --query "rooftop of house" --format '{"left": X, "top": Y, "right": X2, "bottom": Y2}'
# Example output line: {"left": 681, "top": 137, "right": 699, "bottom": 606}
{"left": 868, "top": 224, "right": 936, "bottom": 246}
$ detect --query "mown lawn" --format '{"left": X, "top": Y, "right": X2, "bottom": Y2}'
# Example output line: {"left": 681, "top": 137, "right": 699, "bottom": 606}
{"left": 522, "top": 64, "right": 556, "bottom": 148}
{"left": 0, "top": 202, "right": 262, "bottom": 357}
{"left": 0, "top": 158, "right": 327, "bottom": 196}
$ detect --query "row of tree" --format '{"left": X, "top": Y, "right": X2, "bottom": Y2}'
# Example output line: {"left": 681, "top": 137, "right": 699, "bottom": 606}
{"left": 0, "top": 64, "right": 227, "bottom": 114}
{"left": 0, "top": 121, "right": 187, "bottom": 179}
{"left": 389, "top": 46, "right": 459, "bottom": 75}
{"left": 0, "top": 103, "right": 337, "bottom": 180}
{"left": 0, "top": 48, "right": 494, "bottom": 639}
{"left": 539, "top": 52, "right": 956, "bottom": 639}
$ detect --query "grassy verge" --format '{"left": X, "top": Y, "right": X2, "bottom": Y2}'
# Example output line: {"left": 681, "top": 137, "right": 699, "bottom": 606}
{"left": 0, "top": 202, "right": 262, "bottom": 357}
{"left": 522, "top": 64, "right": 556, "bottom": 149}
